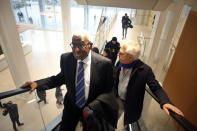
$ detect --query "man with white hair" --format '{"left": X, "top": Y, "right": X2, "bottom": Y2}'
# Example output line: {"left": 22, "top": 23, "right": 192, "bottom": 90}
{"left": 114, "top": 40, "right": 184, "bottom": 129}
{"left": 22, "top": 31, "right": 118, "bottom": 131}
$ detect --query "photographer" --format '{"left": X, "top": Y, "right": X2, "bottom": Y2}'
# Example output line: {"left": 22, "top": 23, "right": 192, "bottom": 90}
{"left": 2, "top": 101, "right": 24, "bottom": 131}
{"left": 104, "top": 37, "right": 120, "bottom": 65}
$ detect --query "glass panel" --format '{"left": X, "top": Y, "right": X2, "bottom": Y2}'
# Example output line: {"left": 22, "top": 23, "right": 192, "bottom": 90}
{"left": 0, "top": 93, "right": 45, "bottom": 131}
{"left": 70, "top": 0, "right": 103, "bottom": 37}
{"left": 6, "top": 1, "right": 65, "bottom": 128}
{"left": 0, "top": 67, "right": 16, "bottom": 92}
{"left": 8, "top": 0, "right": 66, "bottom": 125}
{"left": 21, "top": 29, "right": 65, "bottom": 129}
{"left": 71, "top": 6, "right": 84, "bottom": 32}
{"left": 88, "top": 6, "right": 102, "bottom": 36}
{"left": 10, "top": 0, "right": 62, "bottom": 31}
{"left": 140, "top": 92, "right": 177, "bottom": 131}
{"left": 36, "top": 87, "right": 66, "bottom": 129}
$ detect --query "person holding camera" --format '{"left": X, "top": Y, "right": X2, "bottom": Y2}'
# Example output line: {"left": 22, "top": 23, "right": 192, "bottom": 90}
{"left": 2, "top": 101, "right": 24, "bottom": 131}
{"left": 105, "top": 37, "right": 120, "bottom": 65}
{"left": 122, "top": 13, "right": 132, "bottom": 39}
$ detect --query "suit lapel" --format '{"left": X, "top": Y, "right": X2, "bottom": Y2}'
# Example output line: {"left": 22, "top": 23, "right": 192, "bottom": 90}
{"left": 88, "top": 52, "right": 98, "bottom": 101}
{"left": 68, "top": 54, "right": 77, "bottom": 86}
{"left": 130, "top": 67, "right": 138, "bottom": 79}
{"left": 128, "top": 60, "right": 144, "bottom": 85}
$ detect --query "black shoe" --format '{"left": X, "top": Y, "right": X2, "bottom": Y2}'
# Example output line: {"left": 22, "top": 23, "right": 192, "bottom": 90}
{"left": 19, "top": 123, "right": 24, "bottom": 126}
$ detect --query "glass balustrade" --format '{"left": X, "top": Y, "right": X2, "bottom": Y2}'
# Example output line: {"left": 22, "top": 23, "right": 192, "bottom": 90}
{"left": 0, "top": 92, "right": 45, "bottom": 131}
{"left": 0, "top": 86, "right": 66, "bottom": 131}
{"left": 0, "top": 85, "right": 196, "bottom": 131}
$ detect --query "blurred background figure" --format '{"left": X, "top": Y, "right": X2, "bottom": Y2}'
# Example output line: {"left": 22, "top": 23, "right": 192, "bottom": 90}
{"left": 17, "top": 11, "right": 24, "bottom": 22}
{"left": 122, "top": 13, "right": 131, "bottom": 39}
{"left": 2, "top": 101, "right": 24, "bottom": 131}
{"left": 55, "top": 87, "right": 64, "bottom": 105}
{"left": 103, "top": 48, "right": 111, "bottom": 60}
{"left": 28, "top": 17, "right": 33, "bottom": 24}
{"left": 37, "top": 90, "right": 47, "bottom": 104}
{"left": 92, "top": 47, "right": 99, "bottom": 54}
{"left": 105, "top": 37, "right": 120, "bottom": 65}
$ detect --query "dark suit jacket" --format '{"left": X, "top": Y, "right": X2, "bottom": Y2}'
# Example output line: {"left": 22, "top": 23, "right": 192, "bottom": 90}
{"left": 3, "top": 104, "right": 19, "bottom": 121}
{"left": 36, "top": 90, "right": 46, "bottom": 100}
{"left": 122, "top": 16, "right": 131, "bottom": 28}
{"left": 36, "top": 51, "right": 118, "bottom": 127}
{"left": 114, "top": 60, "right": 171, "bottom": 125}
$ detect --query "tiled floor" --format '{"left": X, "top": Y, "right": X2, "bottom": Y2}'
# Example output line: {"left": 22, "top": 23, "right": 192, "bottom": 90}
{"left": 0, "top": 11, "right": 175, "bottom": 131}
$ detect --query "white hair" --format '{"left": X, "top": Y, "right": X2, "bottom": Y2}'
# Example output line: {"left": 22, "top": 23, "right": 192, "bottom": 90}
{"left": 72, "top": 30, "right": 92, "bottom": 44}
{"left": 121, "top": 40, "right": 141, "bottom": 59}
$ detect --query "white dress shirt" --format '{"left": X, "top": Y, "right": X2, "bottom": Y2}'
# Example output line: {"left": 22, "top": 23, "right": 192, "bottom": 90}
{"left": 76, "top": 51, "right": 91, "bottom": 100}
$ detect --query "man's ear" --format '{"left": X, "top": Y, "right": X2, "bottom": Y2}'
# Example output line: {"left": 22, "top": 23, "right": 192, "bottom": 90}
{"left": 89, "top": 43, "right": 93, "bottom": 48}
{"left": 129, "top": 55, "right": 134, "bottom": 61}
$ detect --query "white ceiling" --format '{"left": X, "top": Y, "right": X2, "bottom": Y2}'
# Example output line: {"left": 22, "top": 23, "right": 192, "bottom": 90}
{"left": 76, "top": 0, "right": 173, "bottom": 11}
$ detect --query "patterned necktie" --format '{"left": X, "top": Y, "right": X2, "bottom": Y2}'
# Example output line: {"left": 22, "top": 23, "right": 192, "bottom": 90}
{"left": 75, "top": 62, "right": 86, "bottom": 108}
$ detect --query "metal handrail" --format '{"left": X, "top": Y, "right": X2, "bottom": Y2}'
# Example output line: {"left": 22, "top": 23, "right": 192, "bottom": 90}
{"left": 0, "top": 86, "right": 30, "bottom": 99}
{"left": 144, "top": 86, "right": 197, "bottom": 131}
{"left": 99, "top": 40, "right": 107, "bottom": 54}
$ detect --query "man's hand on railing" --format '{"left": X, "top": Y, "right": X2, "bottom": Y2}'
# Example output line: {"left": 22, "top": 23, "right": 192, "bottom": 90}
{"left": 22, "top": 81, "right": 38, "bottom": 94}
{"left": 163, "top": 103, "right": 184, "bottom": 117}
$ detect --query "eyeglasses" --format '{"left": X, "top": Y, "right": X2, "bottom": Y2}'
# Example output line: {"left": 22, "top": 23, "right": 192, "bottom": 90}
{"left": 70, "top": 43, "right": 88, "bottom": 48}
{"left": 118, "top": 52, "right": 127, "bottom": 56}
{"left": 118, "top": 52, "right": 133, "bottom": 58}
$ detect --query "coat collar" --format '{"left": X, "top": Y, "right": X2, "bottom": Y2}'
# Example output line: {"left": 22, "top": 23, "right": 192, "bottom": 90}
{"left": 117, "top": 59, "right": 144, "bottom": 71}
{"left": 68, "top": 53, "right": 77, "bottom": 86}
{"left": 116, "top": 59, "right": 144, "bottom": 79}
{"left": 129, "top": 59, "right": 144, "bottom": 77}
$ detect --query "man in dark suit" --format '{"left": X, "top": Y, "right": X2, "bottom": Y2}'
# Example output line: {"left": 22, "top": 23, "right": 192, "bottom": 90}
{"left": 122, "top": 13, "right": 131, "bottom": 39}
{"left": 114, "top": 40, "right": 184, "bottom": 129}
{"left": 3, "top": 101, "right": 24, "bottom": 131}
{"left": 23, "top": 31, "right": 118, "bottom": 131}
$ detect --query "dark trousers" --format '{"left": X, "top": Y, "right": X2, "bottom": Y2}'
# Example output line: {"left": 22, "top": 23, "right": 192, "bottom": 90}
{"left": 111, "top": 55, "right": 117, "bottom": 65}
{"left": 59, "top": 99, "right": 83, "bottom": 131}
{"left": 12, "top": 118, "right": 21, "bottom": 131}
{"left": 117, "top": 98, "right": 140, "bottom": 131}
{"left": 122, "top": 27, "right": 128, "bottom": 39}
{"left": 38, "top": 98, "right": 47, "bottom": 104}
{"left": 0, "top": 101, "right": 3, "bottom": 108}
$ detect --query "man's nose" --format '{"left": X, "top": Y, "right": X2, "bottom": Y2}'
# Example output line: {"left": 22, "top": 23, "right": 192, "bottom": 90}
{"left": 74, "top": 47, "right": 80, "bottom": 52}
